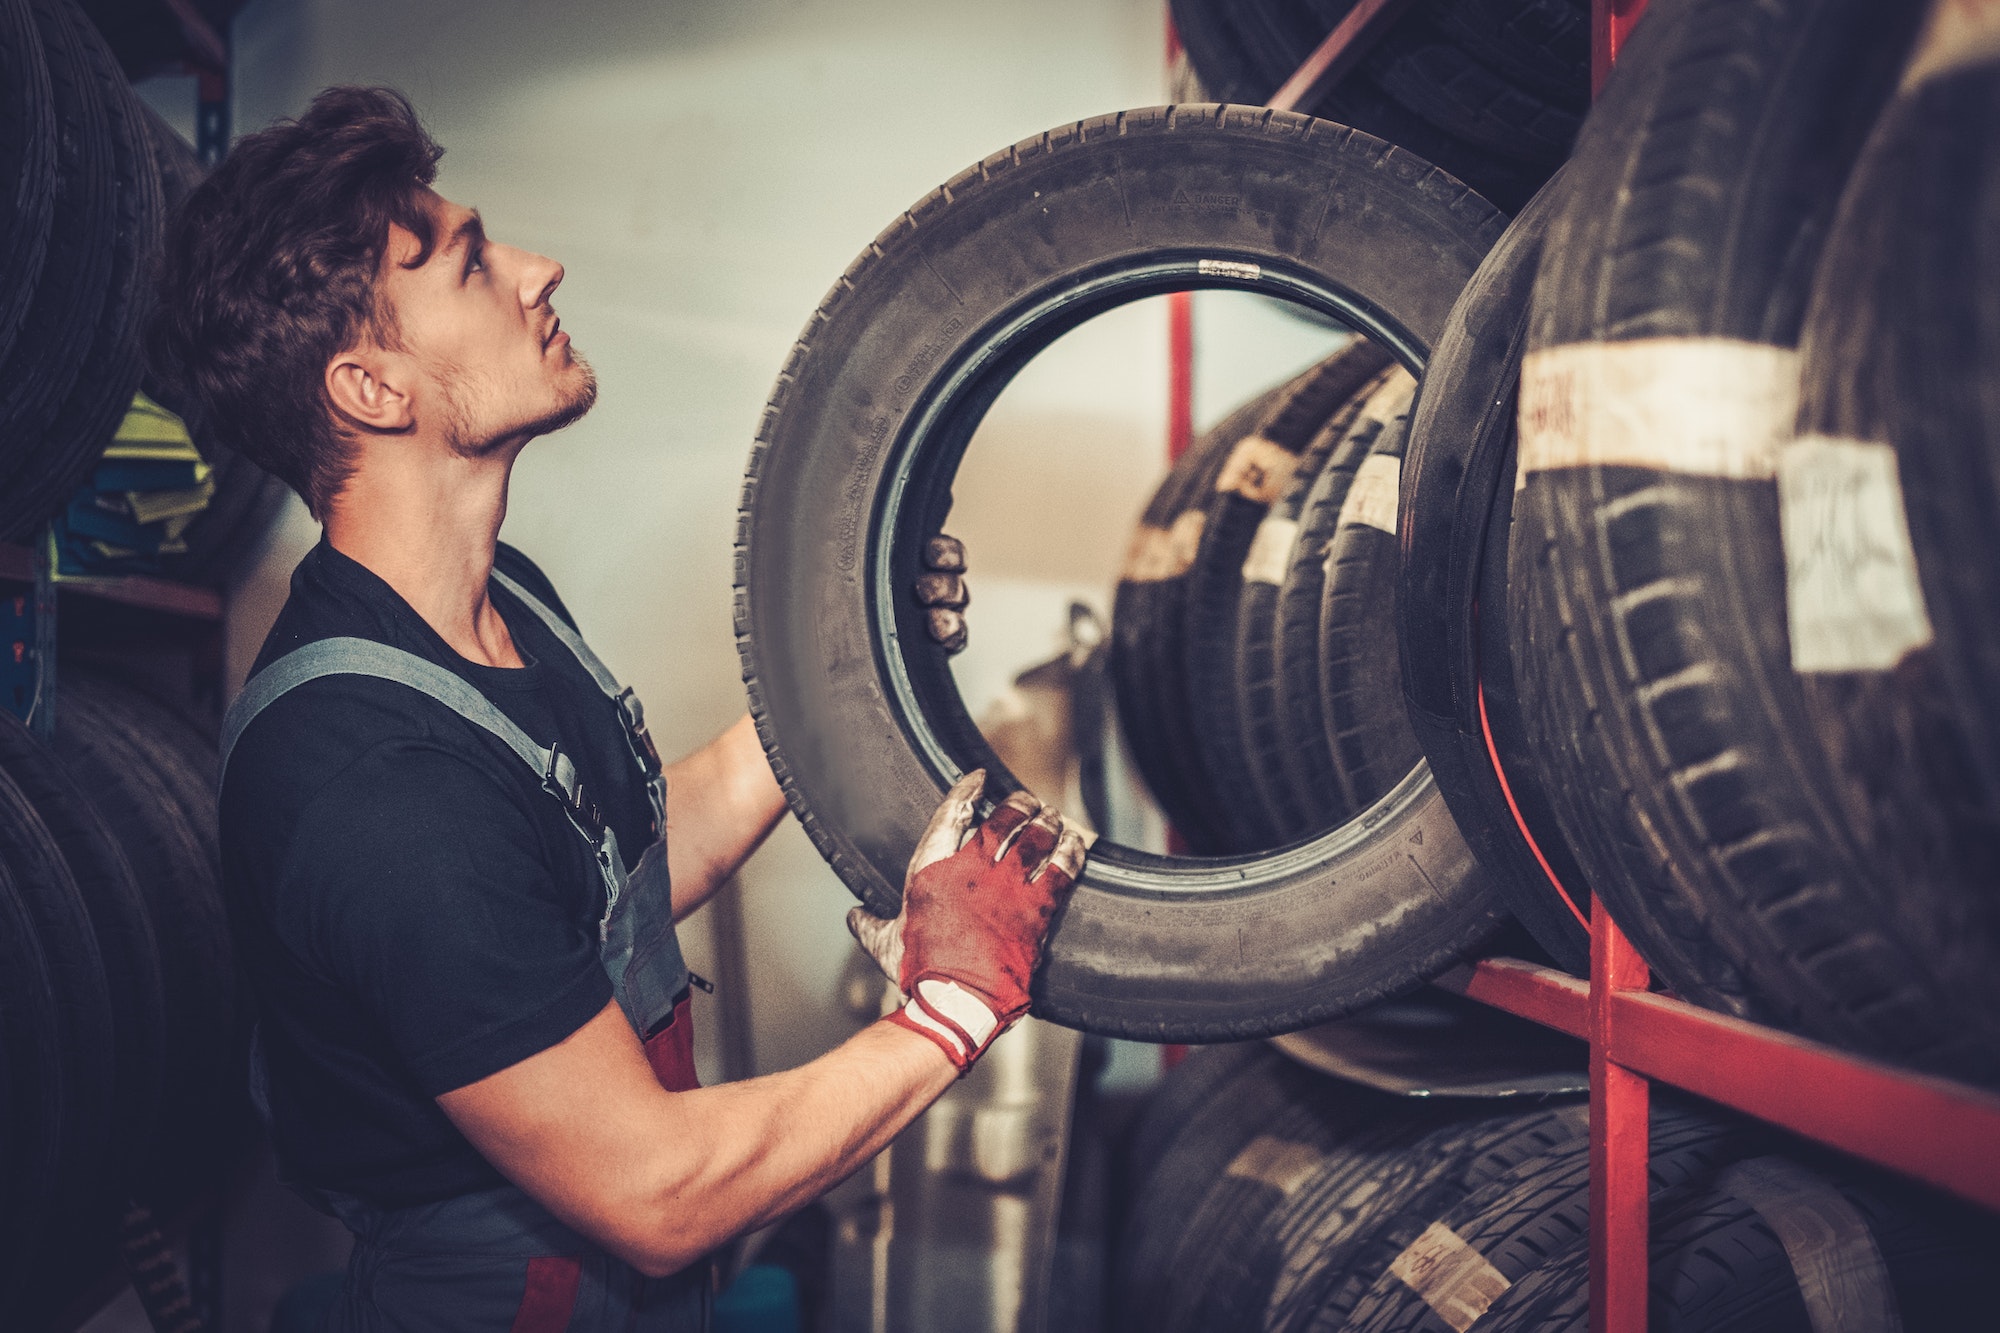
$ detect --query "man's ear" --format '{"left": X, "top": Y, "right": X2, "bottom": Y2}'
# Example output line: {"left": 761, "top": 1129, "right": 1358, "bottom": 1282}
{"left": 326, "top": 346, "right": 415, "bottom": 433}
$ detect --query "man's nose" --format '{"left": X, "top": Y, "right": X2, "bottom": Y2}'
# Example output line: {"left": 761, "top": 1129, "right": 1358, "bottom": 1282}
{"left": 512, "top": 245, "right": 564, "bottom": 308}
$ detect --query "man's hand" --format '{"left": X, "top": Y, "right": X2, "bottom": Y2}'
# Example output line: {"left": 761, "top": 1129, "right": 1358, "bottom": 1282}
{"left": 917, "top": 534, "right": 969, "bottom": 654}
{"left": 846, "top": 770, "right": 1085, "bottom": 1071}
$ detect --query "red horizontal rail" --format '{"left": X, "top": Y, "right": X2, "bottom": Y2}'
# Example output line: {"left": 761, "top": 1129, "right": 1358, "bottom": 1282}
{"left": 1433, "top": 956, "right": 1587, "bottom": 1040}
{"left": 1453, "top": 953, "right": 2000, "bottom": 1214}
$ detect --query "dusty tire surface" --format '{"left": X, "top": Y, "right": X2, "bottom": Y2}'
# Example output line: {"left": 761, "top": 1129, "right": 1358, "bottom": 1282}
{"left": 739, "top": 106, "right": 1506, "bottom": 1039}
{"left": 1509, "top": 0, "right": 1952, "bottom": 1068}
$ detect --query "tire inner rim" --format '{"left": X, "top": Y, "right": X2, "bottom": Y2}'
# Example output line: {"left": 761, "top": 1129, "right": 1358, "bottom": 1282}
{"left": 873, "top": 253, "right": 1438, "bottom": 898}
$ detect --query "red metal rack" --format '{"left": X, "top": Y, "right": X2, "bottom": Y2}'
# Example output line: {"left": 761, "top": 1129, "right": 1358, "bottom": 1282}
{"left": 1163, "top": 1, "right": 2000, "bottom": 1328}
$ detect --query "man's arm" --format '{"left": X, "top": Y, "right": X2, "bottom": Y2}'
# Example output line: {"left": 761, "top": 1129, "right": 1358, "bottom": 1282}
{"left": 440, "top": 1000, "right": 954, "bottom": 1278}
{"left": 663, "top": 713, "right": 785, "bottom": 919}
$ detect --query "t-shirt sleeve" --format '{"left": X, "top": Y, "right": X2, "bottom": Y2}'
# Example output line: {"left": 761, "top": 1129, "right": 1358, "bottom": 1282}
{"left": 279, "top": 737, "right": 613, "bottom": 1096}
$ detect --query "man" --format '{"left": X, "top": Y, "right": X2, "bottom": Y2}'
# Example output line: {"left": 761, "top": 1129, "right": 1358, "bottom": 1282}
{"left": 158, "top": 87, "right": 1082, "bottom": 1330}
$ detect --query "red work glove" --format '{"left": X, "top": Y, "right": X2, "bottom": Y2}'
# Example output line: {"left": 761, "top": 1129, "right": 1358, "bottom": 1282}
{"left": 847, "top": 769, "right": 1085, "bottom": 1071}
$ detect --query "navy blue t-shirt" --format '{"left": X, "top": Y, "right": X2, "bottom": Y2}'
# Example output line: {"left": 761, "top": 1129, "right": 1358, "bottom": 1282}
{"left": 220, "top": 541, "right": 658, "bottom": 1208}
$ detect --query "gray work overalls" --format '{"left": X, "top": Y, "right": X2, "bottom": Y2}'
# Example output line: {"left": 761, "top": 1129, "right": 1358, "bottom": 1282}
{"left": 221, "top": 571, "right": 711, "bottom": 1331}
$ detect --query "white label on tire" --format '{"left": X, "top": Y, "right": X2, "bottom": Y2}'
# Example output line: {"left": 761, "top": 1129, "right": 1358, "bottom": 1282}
{"left": 1198, "top": 258, "right": 1262, "bottom": 281}
{"left": 1904, "top": 0, "right": 2000, "bottom": 90}
{"left": 1121, "top": 508, "right": 1208, "bottom": 582}
{"left": 1216, "top": 434, "right": 1298, "bottom": 505}
{"left": 1778, "top": 435, "right": 1934, "bottom": 673}
{"left": 1389, "top": 1222, "right": 1511, "bottom": 1333}
{"left": 1517, "top": 339, "right": 1800, "bottom": 485}
{"left": 1223, "top": 1135, "right": 1321, "bottom": 1194}
{"left": 1339, "top": 453, "right": 1402, "bottom": 536}
{"left": 1241, "top": 515, "right": 1299, "bottom": 585}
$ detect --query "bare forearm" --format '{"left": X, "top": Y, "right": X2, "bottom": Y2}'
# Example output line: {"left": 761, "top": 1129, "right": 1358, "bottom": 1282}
{"left": 664, "top": 714, "right": 785, "bottom": 917}
{"left": 650, "top": 1019, "right": 954, "bottom": 1251}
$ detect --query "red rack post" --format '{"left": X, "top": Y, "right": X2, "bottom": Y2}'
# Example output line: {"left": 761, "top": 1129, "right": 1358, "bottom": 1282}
{"left": 1588, "top": 902, "right": 1650, "bottom": 1333}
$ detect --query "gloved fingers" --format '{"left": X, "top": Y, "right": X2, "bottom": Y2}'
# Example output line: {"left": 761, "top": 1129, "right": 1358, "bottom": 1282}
{"left": 911, "top": 769, "right": 986, "bottom": 876}
{"left": 925, "top": 608, "right": 968, "bottom": 654}
{"left": 914, "top": 572, "right": 968, "bottom": 609}
{"left": 972, "top": 789, "right": 1045, "bottom": 862}
{"left": 923, "top": 534, "right": 967, "bottom": 572}
{"left": 1004, "top": 805, "right": 1063, "bottom": 878}
{"left": 1033, "top": 824, "right": 1089, "bottom": 892}
{"left": 846, "top": 905, "right": 907, "bottom": 985}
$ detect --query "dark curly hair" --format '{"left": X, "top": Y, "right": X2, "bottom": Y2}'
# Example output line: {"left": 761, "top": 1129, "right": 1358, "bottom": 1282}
{"left": 152, "top": 87, "right": 443, "bottom": 517}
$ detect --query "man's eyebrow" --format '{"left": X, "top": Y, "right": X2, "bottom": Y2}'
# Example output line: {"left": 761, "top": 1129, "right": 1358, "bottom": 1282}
{"left": 442, "top": 210, "right": 486, "bottom": 264}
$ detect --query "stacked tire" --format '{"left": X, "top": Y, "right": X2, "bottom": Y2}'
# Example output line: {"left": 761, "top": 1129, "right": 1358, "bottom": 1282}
{"left": 1115, "top": 1046, "right": 1999, "bottom": 1331}
{"left": 0, "top": 0, "right": 286, "bottom": 580}
{"left": 1169, "top": 0, "right": 1588, "bottom": 210}
{"left": 1397, "top": 0, "right": 2000, "bottom": 1087}
{"left": 0, "top": 670, "right": 243, "bottom": 1327}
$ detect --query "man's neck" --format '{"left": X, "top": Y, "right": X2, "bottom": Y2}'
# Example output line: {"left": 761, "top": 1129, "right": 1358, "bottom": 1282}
{"left": 323, "top": 443, "right": 527, "bottom": 669}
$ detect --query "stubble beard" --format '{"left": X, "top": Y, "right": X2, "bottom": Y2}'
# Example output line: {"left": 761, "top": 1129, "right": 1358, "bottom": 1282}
{"left": 442, "top": 353, "right": 600, "bottom": 460}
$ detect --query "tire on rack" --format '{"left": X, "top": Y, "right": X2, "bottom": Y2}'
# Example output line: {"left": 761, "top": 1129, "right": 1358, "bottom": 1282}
{"left": 1267, "top": 368, "right": 1413, "bottom": 837}
{"left": 1509, "top": 0, "right": 1977, "bottom": 1072}
{"left": 53, "top": 673, "right": 238, "bottom": 1210}
{"left": 1264, "top": 1101, "right": 1590, "bottom": 1333}
{"left": 1317, "top": 403, "right": 1423, "bottom": 815}
{"left": 1171, "top": 0, "right": 1570, "bottom": 212}
{"left": 1112, "top": 1045, "right": 1396, "bottom": 1333}
{"left": 1398, "top": 172, "right": 1592, "bottom": 974}
{"left": 0, "top": 0, "right": 117, "bottom": 529}
{"left": 0, "top": 0, "right": 56, "bottom": 367}
{"left": 1479, "top": 1154, "right": 2000, "bottom": 1330}
{"left": 1181, "top": 338, "right": 1393, "bottom": 851}
{"left": 738, "top": 107, "right": 1508, "bottom": 1039}
{"left": 1232, "top": 364, "right": 1388, "bottom": 842}
{"left": 1337, "top": 1098, "right": 1768, "bottom": 1333}
{"left": 1112, "top": 385, "right": 1283, "bottom": 852}
{"left": 0, "top": 859, "right": 63, "bottom": 1319}
{"left": 1780, "top": 47, "right": 2000, "bottom": 1080}
{"left": 0, "top": 708, "right": 164, "bottom": 1189}
{"left": 0, "top": 759, "right": 117, "bottom": 1311}
{"left": 1417, "top": 0, "right": 1590, "bottom": 107}
{"left": 2, "top": 3, "right": 164, "bottom": 540}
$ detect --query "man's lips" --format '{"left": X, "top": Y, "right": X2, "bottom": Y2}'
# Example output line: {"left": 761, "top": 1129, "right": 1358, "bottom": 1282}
{"left": 543, "top": 317, "right": 564, "bottom": 349}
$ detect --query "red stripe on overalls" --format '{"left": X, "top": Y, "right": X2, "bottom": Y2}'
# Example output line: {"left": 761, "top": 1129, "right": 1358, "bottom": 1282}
{"left": 509, "top": 1254, "right": 583, "bottom": 1333}
{"left": 643, "top": 995, "right": 699, "bottom": 1093}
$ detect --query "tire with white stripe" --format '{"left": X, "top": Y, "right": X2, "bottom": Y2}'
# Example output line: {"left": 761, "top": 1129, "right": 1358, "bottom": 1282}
{"left": 1507, "top": 0, "right": 1972, "bottom": 1072}
{"left": 1783, "top": 44, "right": 2000, "bottom": 1080}
{"left": 1317, "top": 404, "right": 1423, "bottom": 817}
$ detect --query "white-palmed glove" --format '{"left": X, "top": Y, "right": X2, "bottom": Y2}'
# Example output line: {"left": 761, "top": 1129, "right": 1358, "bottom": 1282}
{"left": 847, "top": 769, "right": 1085, "bottom": 1071}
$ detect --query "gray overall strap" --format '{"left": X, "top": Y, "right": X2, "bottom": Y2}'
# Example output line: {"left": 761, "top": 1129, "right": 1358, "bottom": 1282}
{"left": 492, "top": 570, "right": 667, "bottom": 830}
{"left": 219, "top": 637, "right": 624, "bottom": 919}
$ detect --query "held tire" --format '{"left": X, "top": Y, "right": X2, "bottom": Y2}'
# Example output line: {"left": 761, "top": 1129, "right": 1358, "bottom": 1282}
{"left": 1510, "top": 0, "right": 1942, "bottom": 1054}
{"left": 1180, "top": 339, "right": 1394, "bottom": 851}
{"left": 738, "top": 106, "right": 1507, "bottom": 1039}
{"left": 1398, "top": 172, "right": 1591, "bottom": 973}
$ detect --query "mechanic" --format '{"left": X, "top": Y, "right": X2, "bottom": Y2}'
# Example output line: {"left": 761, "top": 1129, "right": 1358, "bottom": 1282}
{"left": 157, "top": 86, "right": 1083, "bottom": 1330}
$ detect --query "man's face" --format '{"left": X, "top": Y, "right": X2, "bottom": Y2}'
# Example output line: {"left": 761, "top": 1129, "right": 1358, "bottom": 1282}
{"left": 373, "top": 190, "right": 597, "bottom": 454}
